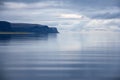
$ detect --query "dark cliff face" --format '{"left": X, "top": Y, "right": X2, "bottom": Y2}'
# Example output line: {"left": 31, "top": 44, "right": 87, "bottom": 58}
{"left": 11, "top": 23, "right": 59, "bottom": 33}
{"left": 48, "top": 27, "right": 59, "bottom": 33}
{"left": 0, "top": 21, "right": 59, "bottom": 33}
{"left": 0, "top": 21, "right": 12, "bottom": 32}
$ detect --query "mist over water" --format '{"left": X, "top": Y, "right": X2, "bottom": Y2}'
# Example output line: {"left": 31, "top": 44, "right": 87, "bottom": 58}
{"left": 0, "top": 31, "right": 120, "bottom": 80}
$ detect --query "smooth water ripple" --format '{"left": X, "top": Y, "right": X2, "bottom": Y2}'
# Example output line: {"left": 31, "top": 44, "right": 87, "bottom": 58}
{"left": 0, "top": 32, "right": 120, "bottom": 80}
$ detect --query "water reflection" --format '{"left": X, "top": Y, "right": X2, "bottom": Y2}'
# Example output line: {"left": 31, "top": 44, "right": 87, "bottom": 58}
{"left": 0, "top": 33, "right": 58, "bottom": 41}
{"left": 0, "top": 34, "right": 11, "bottom": 42}
{"left": 0, "top": 32, "right": 120, "bottom": 80}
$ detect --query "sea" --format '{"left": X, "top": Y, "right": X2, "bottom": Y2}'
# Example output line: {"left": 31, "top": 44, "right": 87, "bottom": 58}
{"left": 0, "top": 31, "right": 120, "bottom": 80}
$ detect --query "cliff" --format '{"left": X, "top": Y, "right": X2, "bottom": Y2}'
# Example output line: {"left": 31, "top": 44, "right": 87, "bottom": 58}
{"left": 0, "top": 21, "right": 12, "bottom": 32}
{"left": 0, "top": 21, "right": 59, "bottom": 34}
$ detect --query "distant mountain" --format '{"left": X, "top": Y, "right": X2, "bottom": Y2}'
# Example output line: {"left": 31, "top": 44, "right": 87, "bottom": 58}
{"left": 0, "top": 21, "right": 59, "bottom": 34}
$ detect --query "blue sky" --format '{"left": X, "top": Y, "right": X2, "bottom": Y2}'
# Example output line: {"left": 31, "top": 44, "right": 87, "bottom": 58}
{"left": 0, "top": 0, "right": 120, "bottom": 31}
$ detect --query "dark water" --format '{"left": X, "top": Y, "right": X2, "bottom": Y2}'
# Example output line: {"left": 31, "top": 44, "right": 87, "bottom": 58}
{"left": 0, "top": 31, "right": 120, "bottom": 80}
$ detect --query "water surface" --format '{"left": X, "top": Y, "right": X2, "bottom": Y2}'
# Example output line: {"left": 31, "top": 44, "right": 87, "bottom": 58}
{"left": 0, "top": 31, "right": 120, "bottom": 80}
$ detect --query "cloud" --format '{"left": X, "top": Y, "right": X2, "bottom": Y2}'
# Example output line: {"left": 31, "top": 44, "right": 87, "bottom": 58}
{"left": 57, "top": 14, "right": 120, "bottom": 31}
{"left": 91, "top": 7, "right": 120, "bottom": 19}
{"left": 4, "top": 2, "right": 27, "bottom": 9}
{"left": 0, "top": 0, "right": 120, "bottom": 32}
{"left": 59, "top": 14, "right": 87, "bottom": 20}
{"left": 93, "top": 12, "right": 120, "bottom": 19}
{"left": 0, "top": 0, "right": 43, "bottom": 3}
{"left": 66, "top": 19, "right": 120, "bottom": 32}
{"left": 3, "top": 1, "right": 63, "bottom": 10}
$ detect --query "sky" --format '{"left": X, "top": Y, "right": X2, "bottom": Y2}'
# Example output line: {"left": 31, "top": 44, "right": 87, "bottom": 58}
{"left": 0, "top": 0, "right": 120, "bottom": 31}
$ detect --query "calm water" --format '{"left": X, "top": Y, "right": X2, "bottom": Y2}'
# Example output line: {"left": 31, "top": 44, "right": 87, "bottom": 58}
{"left": 0, "top": 31, "right": 120, "bottom": 80}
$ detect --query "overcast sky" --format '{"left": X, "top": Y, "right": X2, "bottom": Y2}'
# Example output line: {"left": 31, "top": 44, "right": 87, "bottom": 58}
{"left": 0, "top": 0, "right": 120, "bottom": 31}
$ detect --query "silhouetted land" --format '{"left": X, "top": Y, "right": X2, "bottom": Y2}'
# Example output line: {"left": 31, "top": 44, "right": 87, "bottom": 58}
{"left": 0, "top": 21, "right": 59, "bottom": 34}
